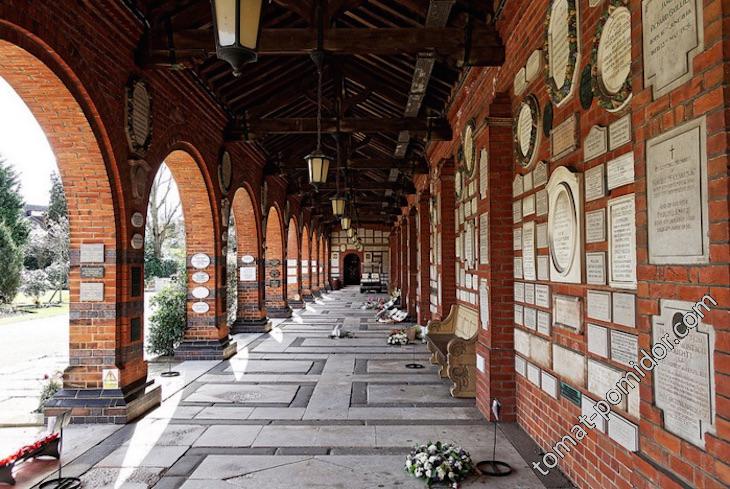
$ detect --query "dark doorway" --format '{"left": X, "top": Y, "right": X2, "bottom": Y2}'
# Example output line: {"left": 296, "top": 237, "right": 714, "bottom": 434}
{"left": 343, "top": 253, "right": 362, "bottom": 285}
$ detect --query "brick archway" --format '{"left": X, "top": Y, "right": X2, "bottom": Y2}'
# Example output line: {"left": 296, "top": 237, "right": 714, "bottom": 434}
{"left": 264, "top": 206, "right": 291, "bottom": 317}
{"left": 301, "top": 225, "right": 313, "bottom": 302}
{"left": 319, "top": 234, "right": 327, "bottom": 291}
{"left": 230, "top": 186, "right": 268, "bottom": 332}
{"left": 286, "top": 217, "right": 303, "bottom": 308}
{"left": 311, "top": 229, "right": 321, "bottom": 296}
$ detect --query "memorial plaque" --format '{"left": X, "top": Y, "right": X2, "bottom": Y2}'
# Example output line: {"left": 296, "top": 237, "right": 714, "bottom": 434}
{"left": 80, "top": 266, "right": 105, "bottom": 279}
{"left": 652, "top": 299, "right": 715, "bottom": 447}
{"left": 80, "top": 243, "right": 105, "bottom": 263}
{"left": 582, "top": 396, "right": 606, "bottom": 433}
{"left": 240, "top": 266, "right": 257, "bottom": 282}
{"left": 550, "top": 114, "right": 578, "bottom": 160}
{"left": 131, "top": 212, "right": 144, "bottom": 228}
{"left": 535, "top": 284, "right": 550, "bottom": 308}
{"left": 191, "top": 253, "right": 211, "bottom": 269}
{"left": 553, "top": 345, "right": 586, "bottom": 386}
{"left": 647, "top": 117, "right": 709, "bottom": 264}
{"left": 522, "top": 194, "right": 535, "bottom": 216}
{"left": 537, "top": 255, "right": 550, "bottom": 281}
{"left": 479, "top": 213, "right": 489, "bottom": 265}
{"left": 584, "top": 125, "right": 608, "bottom": 161}
{"left": 513, "top": 200, "right": 522, "bottom": 223}
{"left": 533, "top": 161, "right": 548, "bottom": 188}
{"left": 585, "top": 209, "right": 606, "bottom": 243}
{"left": 606, "top": 152, "right": 634, "bottom": 190}
{"left": 587, "top": 289, "right": 612, "bottom": 322}
{"left": 562, "top": 382, "right": 582, "bottom": 406}
{"left": 546, "top": 0, "right": 579, "bottom": 106}
{"left": 514, "top": 67, "right": 527, "bottom": 95}
{"left": 479, "top": 280, "right": 489, "bottom": 329}
{"left": 515, "top": 304, "right": 524, "bottom": 326}
{"left": 514, "top": 328, "right": 530, "bottom": 357}
{"left": 587, "top": 323, "right": 609, "bottom": 357}
{"left": 612, "top": 292, "right": 636, "bottom": 327}
{"left": 588, "top": 359, "right": 628, "bottom": 411}
{"left": 608, "top": 413, "right": 639, "bottom": 452}
{"left": 535, "top": 190, "right": 548, "bottom": 217}
{"left": 586, "top": 252, "right": 607, "bottom": 285}
{"left": 547, "top": 167, "right": 583, "bottom": 283}
{"left": 514, "top": 282, "right": 525, "bottom": 302}
{"left": 579, "top": 63, "right": 594, "bottom": 110}
{"left": 479, "top": 149, "right": 489, "bottom": 199}
{"left": 513, "top": 227, "right": 522, "bottom": 251}
{"left": 527, "top": 362, "right": 541, "bottom": 386}
{"left": 584, "top": 164, "right": 606, "bottom": 202}
{"left": 192, "top": 271, "right": 210, "bottom": 284}
{"left": 594, "top": 6, "right": 632, "bottom": 111}
{"left": 537, "top": 311, "right": 551, "bottom": 336}
{"left": 553, "top": 294, "right": 582, "bottom": 331}
{"left": 541, "top": 371, "right": 559, "bottom": 398}
{"left": 530, "top": 334, "right": 551, "bottom": 367}
{"left": 80, "top": 282, "right": 104, "bottom": 302}
{"left": 536, "top": 223, "right": 548, "bottom": 249}
{"left": 608, "top": 114, "right": 631, "bottom": 150}
{"left": 524, "top": 307, "right": 538, "bottom": 331}
{"left": 192, "top": 286, "right": 210, "bottom": 299}
{"left": 514, "top": 257, "right": 523, "bottom": 279}
{"left": 610, "top": 330, "right": 638, "bottom": 366}
{"left": 523, "top": 172, "right": 534, "bottom": 193}
{"left": 515, "top": 96, "right": 541, "bottom": 168}
{"left": 513, "top": 175, "right": 523, "bottom": 197}
{"left": 526, "top": 50, "right": 544, "bottom": 83}
{"left": 515, "top": 355, "right": 527, "bottom": 376}
{"left": 608, "top": 194, "right": 637, "bottom": 288}
{"left": 192, "top": 301, "right": 209, "bottom": 314}
{"left": 524, "top": 283, "right": 535, "bottom": 305}
{"left": 522, "top": 221, "right": 536, "bottom": 281}
{"left": 642, "top": 0, "right": 703, "bottom": 98}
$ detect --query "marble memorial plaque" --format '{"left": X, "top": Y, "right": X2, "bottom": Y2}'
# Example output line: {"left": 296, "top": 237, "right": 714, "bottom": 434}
{"left": 80, "top": 243, "right": 105, "bottom": 263}
{"left": 612, "top": 292, "right": 636, "bottom": 327}
{"left": 479, "top": 280, "right": 489, "bottom": 329}
{"left": 514, "top": 257, "right": 523, "bottom": 279}
{"left": 514, "top": 67, "right": 527, "bottom": 96}
{"left": 523, "top": 195, "right": 535, "bottom": 216}
{"left": 547, "top": 167, "right": 583, "bottom": 283}
{"left": 608, "top": 114, "right": 631, "bottom": 150}
{"left": 584, "top": 164, "right": 606, "bottom": 202}
{"left": 585, "top": 209, "right": 606, "bottom": 243}
{"left": 536, "top": 223, "right": 548, "bottom": 249}
{"left": 608, "top": 194, "right": 637, "bottom": 288}
{"left": 553, "top": 294, "right": 582, "bottom": 332}
{"left": 80, "top": 282, "right": 104, "bottom": 302}
{"left": 642, "top": 0, "right": 704, "bottom": 98}
{"left": 530, "top": 334, "right": 551, "bottom": 367}
{"left": 586, "top": 252, "right": 607, "bottom": 285}
{"left": 587, "top": 289, "right": 612, "bottom": 322}
{"left": 610, "top": 330, "right": 638, "bottom": 366}
{"left": 513, "top": 175, "right": 523, "bottom": 197}
{"left": 606, "top": 152, "right": 634, "bottom": 190}
{"left": 535, "top": 189, "right": 548, "bottom": 216}
{"left": 480, "top": 213, "right": 489, "bottom": 265}
{"left": 584, "top": 125, "right": 608, "bottom": 161}
{"left": 537, "top": 311, "right": 551, "bottom": 336}
{"left": 192, "top": 302, "right": 209, "bottom": 314}
{"left": 192, "top": 286, "right": 210, "bottom": 299}
{"left": 647, "top": 117, "right": 709, "bottom": 264}
{"left": 547, "top": 0, "right": 579, "bottom": 106}
{"left": 587, "top": 323, "right": 609, "bottom": 357}
{"left": 533, "top": 161, "right": 548, "bottom": 188}
{"left": 523, "top": 172, "right": 534, "bottom": 193}
{"left": 476, "top": 354, "right": 485, "bottom": 373}
{"left": 513, "top": 200, "right": 522, "bottom": 223}
{"left": 522, "top": 221, "right": 536, "bottom": 281}
{"left": 524, "top": 283, "right": 535, "bottom": 305}
{"left": 524, "top": 307, "right": 538, "bottom": 331}
{"left": 515, "top": 355, "right": 527, "bottom": 376}
{"left": 240, "top": 267, "right": 257, "bottom": 282}
{"left": 513, "top": 227, "right": 522, "bottom": 251}
{"left": 514, "top": 328, "right": 530, "bottom": 357}
{"left": 526, "top": 50, "right": 544, "bottom": 83}
{"left": 582, "top": 396, "right": 606, "bottom": 433}
{"left": 514, "top": 282, "right": 525, "bottom": 302}
{"left": 535, "top": 285, "right": 550, "bottom": 308}
{"left": 80, "top": 266, "right": 104, "bottom": 279}
{"left": 527, "top": 362, "right": 541, "bottom": 386}
{"left": 541, "top": 371, "right": 559, "bottom": 398}
{"left": 537, "top": 255, "right": 550, "bottom": 281}
{"left": 550, "top": 114, "right": 578, "bottom": 160}
{"left": 553, "top": 345, "right": 586, "bottom": 386}
{"left": 596, "top": 6, "right": 632, "bottom": 104}
{"left": 479, "top": 149, "right": 489, "bottom": 199}
{"left": 191, "top": 253, "right": 211, "bottom": 269}
{"left": 192, "top": 271, "right": 210, "bottom": 284}
{"left": 588, "top": 360, "right": 628, "bottom": 411}
{"left": 515, "top": 304, "right": 524, "bottom": 325}
{"left": 131, "top": 212, "right": 144, "bottom": 228}
{"left": 608, "top": 413, "right": 639, "bottom": 452}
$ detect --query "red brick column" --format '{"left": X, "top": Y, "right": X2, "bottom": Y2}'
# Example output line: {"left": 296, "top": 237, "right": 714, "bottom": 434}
{"left": 264, "top": 207, "right": 291, "bottom": 318}
{"left": 301, "top": 226, "right": 313, "bottom": 301}
{"left": 417, "top": 193, "right": 432, "bottom": 325}
{"left": 399, "top": 220, "right": 408, "bottom": 302}
{"left": 436, "top": 158, "right": 456, "bottom": 318}
{"left": 406, "top": 208, "right": 418, "bottom": 319}
{"left": 389, "top": 228, "right": 399, "bottom": 291}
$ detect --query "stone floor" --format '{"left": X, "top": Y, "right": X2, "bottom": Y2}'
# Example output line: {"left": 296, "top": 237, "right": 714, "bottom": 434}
{"left": 20, "top": 287, "right": 572, "bottom": 489}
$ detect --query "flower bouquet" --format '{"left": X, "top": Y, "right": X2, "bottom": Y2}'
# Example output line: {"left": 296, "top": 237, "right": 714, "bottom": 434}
{"left": 405, "top": 442, "right": 474, "bottom": 488}
{"left": 387, "top": 329, "right": 409, "bottom": 345}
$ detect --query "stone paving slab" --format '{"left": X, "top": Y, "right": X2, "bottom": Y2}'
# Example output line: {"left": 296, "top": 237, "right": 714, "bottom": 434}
{"left": 185, "top": 383, "right": 299, "bottom": 404}
{"left": 193, "top": 425, "right": 263, "bottom": 447}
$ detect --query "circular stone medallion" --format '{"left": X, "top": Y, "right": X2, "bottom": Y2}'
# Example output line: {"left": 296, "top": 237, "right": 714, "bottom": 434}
{"left": 593, "top": 4, "right": 632, "bottom": 112}
{"left": 241, "top": 255, "right": 255, "bottom": 264}
{"left": 192, "top": 302, "right": 210, "bottom": 314}
{"left": 545, "top": 0, "right": 580, "bottom": 106}
{"left": 191, "top": 253, "right": 211, "bottom": 269}
{"left": 514, "top": 95, "right": 540, "bottom": 169}
{"left": 549, "top": 182, "right": 577, "bottom": 274}
{"left": 192, "top": 271, "right": 210, "bottom": 284}
{"left": 192, "top": 286, "right": 210, "bottom": 299}
{"left": 218, "top": 151, "right": 232, "bottom": 194}
{"left": 131, "top": 212, "right": 144, "bottom": 228}
{"left": 131, "top": 233, "right": 144, "bottom": 250}
{"left": 463, "top": 121, "right": 476, "bottom": 176}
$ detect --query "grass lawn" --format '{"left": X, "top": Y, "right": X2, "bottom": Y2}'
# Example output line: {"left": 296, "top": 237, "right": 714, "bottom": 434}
{"left": 0, "top": 290, "right": 70, "bottom": 325}
{"left": 13, "top": 290, "right": 69, "bottom": 306}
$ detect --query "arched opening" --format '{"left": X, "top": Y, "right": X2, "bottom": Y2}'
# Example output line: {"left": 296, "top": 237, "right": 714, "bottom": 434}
{"left": 230, "top": 186, "right": 268, "bottom": 332}
{"left": 319, "top": 234, "right": 327, "bottom": 291}
{"left": 300, "top": 225, "right": 313, "bottom": 301}
{"left": 264, "top": 206, "right": 291, "bottom": 317}
{"left": 311, "top": 229, "right": 321, "bottom": 295}
{"left": 343, "top": 253, "right": 362, "bottom": 285}
{"left": 286, "top": 217, "right": 302, "bottom": 308}
{"left": 0, "top": 37, "right": 134, "bottom": 420}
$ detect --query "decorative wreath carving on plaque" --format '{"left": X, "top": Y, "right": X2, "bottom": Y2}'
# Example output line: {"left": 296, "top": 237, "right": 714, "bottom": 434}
{"left": 125, "top": 77, "right": 153, "bottom": 155}
{"left": 462, "top": 119, "right": 476, "bottom": 177}
{"left": 513, "top": 94, "right": 541, "bottom": 169}
{"left": 591, "top": 0, "right": 632, "bottom": 112}
{"left": 544, "top": 0, "right": 580, "bottom": 106}
{"left": 218, "top": 150, "right": 232, "bottom": 195}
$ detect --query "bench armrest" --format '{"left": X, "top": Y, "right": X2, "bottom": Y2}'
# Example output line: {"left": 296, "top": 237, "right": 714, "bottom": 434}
{"left": 426, "top": 304, "right": 458, "bottom": 335}
{"left": 447, "top": 335, "right": 476, "bottom": 362}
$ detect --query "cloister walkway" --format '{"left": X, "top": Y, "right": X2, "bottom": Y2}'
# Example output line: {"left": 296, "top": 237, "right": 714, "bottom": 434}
{"left": 27, "top": 288, "right": 569, "bottom": 489}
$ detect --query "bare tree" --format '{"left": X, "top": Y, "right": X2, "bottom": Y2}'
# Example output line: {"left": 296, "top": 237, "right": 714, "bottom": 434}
{"left": 146, "top": 164, "right": 182, "bottom": 260}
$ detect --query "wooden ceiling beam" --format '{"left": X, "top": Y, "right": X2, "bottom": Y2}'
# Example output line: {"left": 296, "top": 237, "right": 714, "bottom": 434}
{"left": 241, "top": 116, "right": 451, "bottom": 139}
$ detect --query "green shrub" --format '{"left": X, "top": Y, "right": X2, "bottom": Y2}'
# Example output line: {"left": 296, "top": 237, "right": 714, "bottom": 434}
{"left": 0, "top": 222, "right": 23, "bottom": 304}
{"left": 146, "top": 274, "right": 187, "bottom": 357}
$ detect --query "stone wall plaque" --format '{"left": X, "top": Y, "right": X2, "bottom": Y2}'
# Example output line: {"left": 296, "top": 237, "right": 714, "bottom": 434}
{"left": 527, "top": 362, "right": 541, "bottom": 386}
{"left": 610, "top": 330, "right": 638, "bottom": 366}
{"left": 524, "top": 283, "right": 535, "bottom": 305}
{"left": 526, "top": 50, "right": 544, "bottom": 83}
{"left": 514, "top": 257, "right": 523, "bottom": 279}
{"left": 525, "top": 307, "right": 537, "bottom": 331}
{"left": 606, "top": 152, "right": 634, "bottom": 190}
{"left": 514, "top": 95, "right": 541, "bottom": 168}
{"left": 191, "top": 253, "right": 211, "bottom": 269}
{"left": 535, "top": 285, "right": 550, "bottom": 308}
{"left": 588, "top": 359, "right": 629, "bottom": 411}
{"left": 545, "top": 0, "right": 580, "bottom": 106}
{"left": 533, "top": 161, "right": 548, "bottom": 188}
{"left": 80, "top": 244, "right": 105, "bottom": 263}
{"left": 192, "top": 271, "right": 210, "bottom": 284}
{"left": 479, "top": 149, "right": 489, "bottom": 199}
{"left": 530, "top": 334, "right": 551, "bottom": 367}
{"left": 479, "top": 280, "right": 489, "bottom": 329}
{"left": 586, "top": 252, "right": 607, "bottom": 285}
{"left": 125, "top": 78, "right": 152, "bottom": 155}
{"left": 537, "top": 311, "right": 551, "bottom": 336}
{"left": 479, "top": 213, "right": 489, "bottom": 265}
{"left": 553, "top": 345, "right": 586, "bottom": 386}
{"left": 585, "top": 209, "right": 606, "bottom": 243}
{"left": 587, "top": 323, "right": 609, "bottom": 357}
{"left": 192, "top": 301, "right": 209, "bottom": 314}
{"left": 642, "top": 0, "right": 704, "bottom": 98}
{"left": 608, "top": 413, "right": 639, "bottom": 452}
{"left": 587, "top": 289, "right": 612, "bottom": 322}
{"left": 513, "top": 175, "right": 523, "bottom": 197}
{"left": 550, "top": 114, "right": 578, "bottom": 160}
{"left": 536, "top": 223, "right": 548, "bottom": 249}
{"left": 584, "top": 164, "right": 606, "bottom": 202}
{"left": 515, "top": 356, "right": 527, "bottom": 376}
{"left": 547, "top": 167, "right": 583, "bottom": 283}
{"left": 582, "top": 396, "right": 606, "bottom": 433}
{"left": 612, "top": 292, "right": 635, "bottom": 327}
{"left": 523, "top": 195, "right": 535, "bottom": 216}
{"left": 608, "top": 114, "right": 631, "bottom": 150}
{"left": 537, "top": 255, "right": 550, "bottom": 280}
{"left": 192, "top": 286, "right": 210, "bottom": 300}
{"left": 647, "top": 116, "right": 709, "bottom": 264}
{"left": 513, "top": 227, "right": 522, "bottom": 251}
{"left": 535, "top": 190, "right": 548, "bottom": 216}
{"left": 524, "top": 172, "right": 534, "bottom": 193}
{"left": 514, "top": 67, "right": 527, "bottom": 96}
{"left": 541, "top": 371, "right": 559, "bottom": 398}
{"left": 131, "top": 212, "right": 144, "bottom": 228}
{"left": 131, "top": 234, "right": 144, "bottom": 250}
{"left": 80, "top": 266, "right": 105, "bottom": 279}
{"left": 240, "top": 266, "right": 257, "bottom": 282}
{"left": 218, "top": 150, "right": 232, "bottom": 194}
{"left": 514, "top": 282, "right": 525, "bottom": 302}
{"left": 80, "top": 282, "right": 104, "bottom": 302}
{"left": 652, "top": 299, "right": 715, "bottom": 447}
{"left": 522, "top": 221, "right": 536, "bottom": 281}
{"left": 608, "top": 194, "right": 637, "bottom": 288}
{"left": 553, "top": 294, "right": 582, "bottom": 331}
{"left": 584, "top": 126, "right": 608, "bottom": 161}
{"left": 514, "top": 328, "right": 530, "bottom": 357}
{"left": 593, "top": 5, "right": 632, "bottom": 112}
{"left": 513, "top": 200, "right": 522, "bottom": 223}
{"left": 515, "top": 304, "right": 524, "bottom": 325}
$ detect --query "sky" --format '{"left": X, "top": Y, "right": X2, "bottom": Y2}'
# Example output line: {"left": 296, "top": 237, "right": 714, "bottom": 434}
{"left": 0, "top": 76, "right": 58, "bottom": 206}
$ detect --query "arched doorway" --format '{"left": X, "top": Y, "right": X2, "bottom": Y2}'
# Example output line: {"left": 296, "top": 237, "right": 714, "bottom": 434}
{"left": 264, "top": 206, "right": 291, "bottom": 317}
{"left": 286, "top": 217, "right": 303, "bottom": 308}
{"left": 343, "top": 253, "right": 362, "bottom": 285}
{"left": 300, "top": 225, "right": 313, "bottom": 301}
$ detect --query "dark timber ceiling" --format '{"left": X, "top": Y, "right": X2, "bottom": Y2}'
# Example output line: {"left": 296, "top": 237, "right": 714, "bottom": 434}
{"left": 134, "top": 0, "right": 504, "bottom": 226}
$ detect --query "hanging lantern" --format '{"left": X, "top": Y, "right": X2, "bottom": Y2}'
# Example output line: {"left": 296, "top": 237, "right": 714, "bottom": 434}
{"left": 340, "top": 216, "right": 351, "bottom": 230}
{"left": 331, "top": 195, "right": 346, "bottom": 216}
{"left": 306, "top": 151, "right": 331, "bottom": 184}
{"left": 210, "top": 0, "right": 264, "bottom": 76}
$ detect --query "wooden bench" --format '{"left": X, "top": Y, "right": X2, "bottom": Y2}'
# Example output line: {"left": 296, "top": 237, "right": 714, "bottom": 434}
{"left": 426, "top": 304, "right": 478, "bottom": 398}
